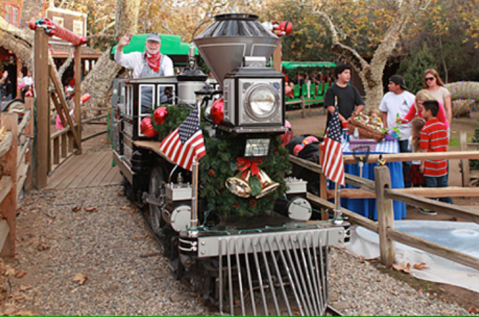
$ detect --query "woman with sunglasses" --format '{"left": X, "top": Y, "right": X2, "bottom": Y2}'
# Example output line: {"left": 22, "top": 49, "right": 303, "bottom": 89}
{"left": 423, "top": 69, "right": 452, "bottom": 135}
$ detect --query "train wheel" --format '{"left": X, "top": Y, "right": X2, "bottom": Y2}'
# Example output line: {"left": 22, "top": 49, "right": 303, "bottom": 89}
{"left": 149, "top": 166, "right": 166, "bottom": 235}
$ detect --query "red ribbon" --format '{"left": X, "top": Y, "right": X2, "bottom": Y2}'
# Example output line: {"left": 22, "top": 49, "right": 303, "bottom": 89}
{"left": 236, "top": 158, "right": 263, "bottom": 176}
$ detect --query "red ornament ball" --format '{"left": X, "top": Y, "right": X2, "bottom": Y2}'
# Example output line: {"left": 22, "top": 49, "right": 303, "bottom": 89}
{"left": 279, "top": 21, "right": 293, "bottom": 35}
{"left": 140, "top": 117, "right": 158, "bottom": 138}
{"left": 211, "top": 98, "right": 224, "bottom": 125}
{"left": 153, "top": 107, "right": 168, "bottom": 125}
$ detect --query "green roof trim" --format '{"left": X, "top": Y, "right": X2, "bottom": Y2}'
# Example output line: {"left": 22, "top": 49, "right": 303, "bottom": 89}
{"left": 111, "top": 33, "right": 198, "bottom": 56}
{"left": 282, "top": 61, "right": 336, "bottom": 70}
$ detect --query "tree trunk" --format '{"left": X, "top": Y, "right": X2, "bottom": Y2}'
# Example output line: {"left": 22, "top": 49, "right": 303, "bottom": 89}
{"left": 21, "top": 0, "right": 44, "bottom": 27}
{"left": 0, "top": 29, "right": 33, "bottom": 72}
{"left": 80, "top": 0, "right": 141, "bottom": 114}
{"left": 115, "top": 0, "right": 141, "bottom": 40}
{"left": 317, "top": 0, "right": 420, "bottom": 111}
{"left": 81, "top": 51, "right": 121, "bottom": 110}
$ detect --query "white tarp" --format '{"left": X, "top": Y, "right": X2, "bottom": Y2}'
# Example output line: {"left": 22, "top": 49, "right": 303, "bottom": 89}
{"left": 344, "top": 220, "right": 479, "bottom": 293}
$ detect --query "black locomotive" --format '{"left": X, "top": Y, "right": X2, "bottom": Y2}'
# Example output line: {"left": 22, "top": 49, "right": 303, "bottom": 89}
{"left": 111, "top": 13, "right": 347, "bottom": 316}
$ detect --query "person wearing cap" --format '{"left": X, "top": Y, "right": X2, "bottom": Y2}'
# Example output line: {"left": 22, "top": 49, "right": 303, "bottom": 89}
{"left": 379, "top": 74, "right": 415, "bottom": 187}
{"left": 115, "top": 32, "right": 174, "bottom": 111}
{"left": 115, "top": 32, "right": 174, "bottom": 78}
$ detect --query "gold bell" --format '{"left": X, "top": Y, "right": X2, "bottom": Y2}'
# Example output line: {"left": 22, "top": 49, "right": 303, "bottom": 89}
{"left": 226, "top": 171, "right": 252, "bottom": 198}
{"left": 256, "top": 170, "right": 280, "bottom": 199}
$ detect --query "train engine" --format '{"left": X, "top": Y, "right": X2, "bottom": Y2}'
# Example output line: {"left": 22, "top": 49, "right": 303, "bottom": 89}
{"left": 112, "top": 13, "right": 347, "bottom": 316}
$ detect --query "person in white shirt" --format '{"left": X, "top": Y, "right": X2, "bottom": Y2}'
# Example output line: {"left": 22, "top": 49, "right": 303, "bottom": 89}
{"left": 23, "top": 71, "right": 33, "bottom": 86}
{"left": 379, "top": 74, "right": 415, "bottom": 187}
{"left": 114, "top": 32, "right": 174, "bottom": 111}
{"left": 115, "top": 32, "right": 174, "bottom": 78}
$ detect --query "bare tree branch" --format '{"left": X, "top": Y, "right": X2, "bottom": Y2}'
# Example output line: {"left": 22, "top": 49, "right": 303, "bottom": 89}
{"left": 313, "top": 10, "right": 369, "bottom": 74}
{"left": 58, "top": 48, "right": 74, "bottom": 77}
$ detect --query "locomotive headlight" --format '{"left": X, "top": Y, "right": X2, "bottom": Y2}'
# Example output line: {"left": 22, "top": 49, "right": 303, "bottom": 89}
{"left": 245, "top": 84, "right": 280, "bottom": 121}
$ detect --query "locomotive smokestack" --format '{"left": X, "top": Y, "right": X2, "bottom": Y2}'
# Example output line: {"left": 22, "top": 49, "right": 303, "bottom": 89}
{"left": 193, "top": 13, "right": 279, "bottom": 88}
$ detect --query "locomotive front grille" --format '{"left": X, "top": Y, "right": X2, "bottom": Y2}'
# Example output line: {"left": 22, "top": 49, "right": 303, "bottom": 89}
{"left": 196, "top": 227, "right": 344, "bottom": 316}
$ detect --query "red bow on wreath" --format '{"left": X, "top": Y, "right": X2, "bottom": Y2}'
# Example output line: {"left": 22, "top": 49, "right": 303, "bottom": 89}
{"left": 236, "top": 157, "right": 263, "bottom": 176}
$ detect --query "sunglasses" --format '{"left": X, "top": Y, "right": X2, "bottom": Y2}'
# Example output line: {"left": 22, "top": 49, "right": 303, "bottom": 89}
{"left": 425, "top": 77, "right": 435, "bottom": 81}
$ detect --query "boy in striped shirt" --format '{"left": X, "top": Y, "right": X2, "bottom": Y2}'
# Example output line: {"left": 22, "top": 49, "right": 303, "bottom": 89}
{"left": 419, "top": 100, "right": 452, "bottom": 215}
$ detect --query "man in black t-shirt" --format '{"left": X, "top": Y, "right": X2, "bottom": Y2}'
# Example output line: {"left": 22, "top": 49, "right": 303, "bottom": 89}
{"left": 324, "top": 64, "right": 364, "bottom": 130}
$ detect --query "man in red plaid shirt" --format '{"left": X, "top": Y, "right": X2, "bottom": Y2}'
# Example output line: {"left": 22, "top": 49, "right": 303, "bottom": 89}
{"left": 419, "top": 100, "right": 452, "bottom": 215}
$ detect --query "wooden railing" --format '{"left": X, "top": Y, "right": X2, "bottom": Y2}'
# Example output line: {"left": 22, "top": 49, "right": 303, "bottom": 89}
{"left": 0, "top": 101, "right": 33, "bottom": 257}
{"left": 49, "top": 123, "right": 78, "bottom": 174}
{"left": 16, "top": 99, "right": 34, "bottom": 199}
{"left": 286, "top": 95, "right": 325, "bottom": 118}
{"left": 49, "top": 113, "right": 108, "bottom": 174}
{"left": 289, "top": 151, "right": 479, "bottom": 271}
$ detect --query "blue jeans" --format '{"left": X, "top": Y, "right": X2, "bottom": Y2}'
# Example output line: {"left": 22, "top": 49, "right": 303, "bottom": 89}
{"left": 399, "top": 140, "right": 412, "bottom": 188}
{"left": 425, "top": 175, "right": 453, "bottom": 204}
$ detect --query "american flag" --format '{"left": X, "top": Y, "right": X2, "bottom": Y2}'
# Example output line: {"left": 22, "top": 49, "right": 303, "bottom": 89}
{"left": 321, "top": 107, "right": 345, "bottom": 185}
{"left": 160, "top": 107, "right": 206, "bottom": 171}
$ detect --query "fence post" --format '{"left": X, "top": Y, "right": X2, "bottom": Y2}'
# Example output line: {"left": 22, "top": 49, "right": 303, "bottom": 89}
{"left": 374, "top": 165, "right": 395, "bottom": 267}
{"left": 24, "top": 98, "right": 34, "bottom": 192}
{"left": 460, "top": 131, "right": 470, "bottom": 187}
{"left": 74, "top": 45, "right": 82, "bottom": 154}
{"left": 33, "top": 29, "right": 50, "bottom": 188}
{"left": 301, "top": 96, "right": 305, "bottom": 119}
{"left": 0, "top": 113, "right": 18, "bottom": 257}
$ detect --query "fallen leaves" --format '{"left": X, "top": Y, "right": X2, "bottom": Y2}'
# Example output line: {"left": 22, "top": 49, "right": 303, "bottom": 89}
{"left": 15, "top": 270, "right": 27, "bottom": 278}
{"left": 1, "top": 306, "right": 36, "bottom": 316}
{"left": 392, "top": 262, "right": 411, "bottom": 274}
{"left": 18, "top": 285, "right": 32, "bottom": 292}
{"left": 72, "top": 206, "right": 99, "bottom": 212}
{"left": 16, "top": 311, "right": 36, "bottom": 316}
{"left": 393, "top": 262, "right": 429, "bottom": 274}
{"left": 469, "top": 306, "right": 478, "bottom": 314}
{"left": 121, "top": 204, "right": 132, "bottom": 210}
{"left": 5, "top": 268, "right": 16, "bottom": 276}
{"left": 413, "top": 262, "right": 427, "bottom": 270}
{"left": 72, "top": 273, "right": 87, "bottom": 285}
{"left": 37, "top": 237, "right": 50, "bottom": 251}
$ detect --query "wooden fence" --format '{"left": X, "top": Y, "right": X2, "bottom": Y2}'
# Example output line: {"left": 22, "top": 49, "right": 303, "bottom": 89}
{"left": 49, "top": 114, "right": 108, "bottom": 174}
{"left": 0, "top": 99, "right": 34, "bottom": 257}
{"left": 290, "top": 150, "right": 479, "bottom": 271}
{"left": 286, "top": 96, "right": 325, "bottom": 118}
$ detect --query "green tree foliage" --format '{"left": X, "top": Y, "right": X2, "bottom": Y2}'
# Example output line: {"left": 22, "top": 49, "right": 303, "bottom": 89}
{"left": 402, "top": 0, "right": 479, "bottom": 82}
{"left": 398, "top": 45, "right": 437, "bottom": 94}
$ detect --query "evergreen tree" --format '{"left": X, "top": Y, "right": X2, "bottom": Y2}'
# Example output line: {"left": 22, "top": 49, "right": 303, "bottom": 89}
{"left": 398, "top": 45, "right": 437, "bottom": 94}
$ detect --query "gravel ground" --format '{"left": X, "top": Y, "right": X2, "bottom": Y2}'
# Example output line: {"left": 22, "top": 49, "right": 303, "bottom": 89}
{"left": 2, "top": 185, "right": 207, "bottom": 316}
{"left": 0, "top": 185, "right": 475, "bottom": 315}
{"left": 328, "top": 247, "right": 475, "bottom": 316}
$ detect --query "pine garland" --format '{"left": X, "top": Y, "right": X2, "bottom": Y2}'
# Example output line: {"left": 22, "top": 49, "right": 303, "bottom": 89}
{"left": 199, "top": 136, "right": 291, "bottom": 217}
{"left": 151, "top": 106, "right": 291, "bottom": 217}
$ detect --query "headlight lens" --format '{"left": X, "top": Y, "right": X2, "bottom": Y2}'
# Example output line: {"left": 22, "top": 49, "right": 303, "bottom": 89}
{"left": 245, "top": 84, "right": 279, "bottom": 120}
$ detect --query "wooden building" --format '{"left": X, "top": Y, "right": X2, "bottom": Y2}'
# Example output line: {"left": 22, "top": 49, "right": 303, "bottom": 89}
{"left": 0, "top": 1, "right": 102, "bottom": 97}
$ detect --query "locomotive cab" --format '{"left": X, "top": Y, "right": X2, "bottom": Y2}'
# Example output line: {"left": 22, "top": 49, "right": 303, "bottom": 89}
{"left": 112, "top": 76, "right": 179, "bottom": 192}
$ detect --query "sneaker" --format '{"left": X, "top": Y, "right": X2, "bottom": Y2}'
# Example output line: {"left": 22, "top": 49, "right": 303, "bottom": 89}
{"left": 419, "top": 208, "right": 437, "bottom": 216}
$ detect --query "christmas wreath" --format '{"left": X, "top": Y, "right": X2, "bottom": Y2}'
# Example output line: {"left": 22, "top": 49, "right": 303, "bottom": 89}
{"left": 150, "top": 105, "right": 291, "bottom": 216}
